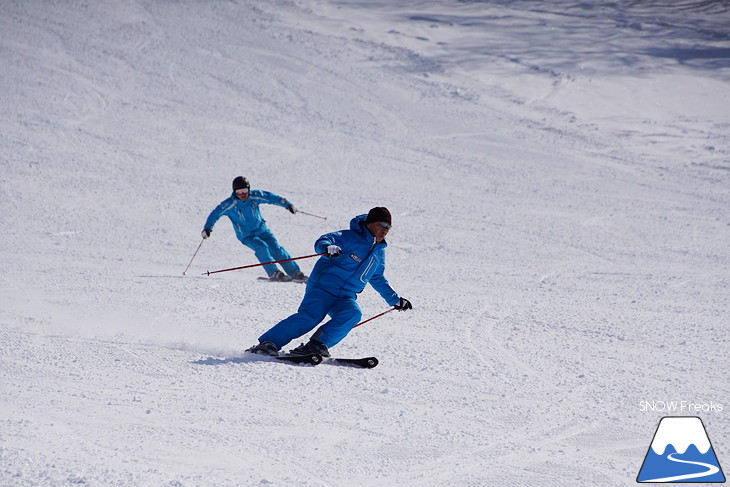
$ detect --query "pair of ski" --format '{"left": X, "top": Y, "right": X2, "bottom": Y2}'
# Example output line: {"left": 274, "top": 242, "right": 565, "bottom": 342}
{"left": 275, "top": 353, "right": 378, "bottom": 368}
{"left": 257, "top": 276, "right": 307, "bottom": 284}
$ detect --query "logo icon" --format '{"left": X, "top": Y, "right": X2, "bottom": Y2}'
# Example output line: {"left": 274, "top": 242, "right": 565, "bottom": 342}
{"left": 637, "top": 416, "right": 725, "bottom": 483}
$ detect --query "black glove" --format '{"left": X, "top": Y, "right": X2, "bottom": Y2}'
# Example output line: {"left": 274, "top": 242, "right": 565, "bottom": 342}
{"left": 201, "top": 228, "right": 211, "bottom": 239}
{"left": 325, "top": 245, "right": 341, "bottom": 258}
{"left": 287, "top": 204, "right": 297, "bottom": 214}
{"left": 394, "top": 297, "right": 412, "bottom": 311}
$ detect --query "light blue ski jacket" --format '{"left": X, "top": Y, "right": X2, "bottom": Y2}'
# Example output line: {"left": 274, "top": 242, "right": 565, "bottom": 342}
{"left": 308, "top": 214, "right": 399, "bottom": 305}
{"left": 203, "top": 190, "right": 291, "bottom": 240}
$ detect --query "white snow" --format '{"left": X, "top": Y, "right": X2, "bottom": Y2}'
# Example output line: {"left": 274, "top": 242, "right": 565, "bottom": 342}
{"left": 650, "top": 417, "right": 711, "bottom": 455}
{"left": 1, "top": 0, "right": 729, "bottom": 486}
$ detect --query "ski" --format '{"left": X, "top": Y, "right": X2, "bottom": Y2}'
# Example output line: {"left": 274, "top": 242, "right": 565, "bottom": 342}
{"left": 275, "top": 353, "right": 322, "bottom": 365}
{"left": 325, "top": 356, "right": 379, "bottom": 368}
{"left": 248, "top": 351, "right": 377, "bottom": 368}
{"left": 257, "top": 276, "right": 307, "bottom": 284}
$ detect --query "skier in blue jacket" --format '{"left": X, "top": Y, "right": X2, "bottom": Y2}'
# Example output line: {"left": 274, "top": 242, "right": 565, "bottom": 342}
{"left": 201, "top": 176, "right": 306, "bottom": 281}
{"left": 247, "top": 207, "right": 412, "bottom": 357}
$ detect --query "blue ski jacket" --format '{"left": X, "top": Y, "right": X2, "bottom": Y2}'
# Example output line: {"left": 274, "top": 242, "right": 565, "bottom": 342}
{"left": 203, "top": 190, "right": 292, "bottom": 240}
{"left": 308, "top": 214, "right": 399, "bottom": 305}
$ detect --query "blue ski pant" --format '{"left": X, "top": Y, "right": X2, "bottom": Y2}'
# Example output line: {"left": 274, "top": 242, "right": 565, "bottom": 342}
{"left": 240, "top": 227, "right": 300, "bottom": 277}
{"left": 259, "top": 284, "right": 362, "bottom": 349}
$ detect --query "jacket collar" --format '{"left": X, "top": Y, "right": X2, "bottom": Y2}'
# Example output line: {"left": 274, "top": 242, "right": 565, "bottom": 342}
{"left": 350, "top": 214, "right": 388, "bottom": 245}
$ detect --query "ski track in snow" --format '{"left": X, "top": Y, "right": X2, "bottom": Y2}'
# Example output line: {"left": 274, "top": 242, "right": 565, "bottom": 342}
{"left": 1, "top": 0, "right": 729, "bottom": 485}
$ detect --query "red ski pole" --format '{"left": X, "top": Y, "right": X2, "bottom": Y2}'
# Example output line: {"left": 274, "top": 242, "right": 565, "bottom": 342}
{"left": 183, "top": 238, "right": 205, "bottom": 275}
{"left": 353, "top": 308, "right": 396, "bottom": 328}
{"left": 203, "top": 253, "right": 325, "bottom": 276}
{"left": 296, "top": 210, "right": 327, "bottom": 220}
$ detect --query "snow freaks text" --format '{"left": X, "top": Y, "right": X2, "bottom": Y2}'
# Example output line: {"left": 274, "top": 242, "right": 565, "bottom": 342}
{"left": 639, "top": 401, "right": 724, "bottom": 413}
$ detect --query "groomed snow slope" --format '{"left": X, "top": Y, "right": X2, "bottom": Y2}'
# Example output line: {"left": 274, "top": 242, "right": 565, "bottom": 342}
{"left": 1, "top": 1, "right": 728, "bottom": 485}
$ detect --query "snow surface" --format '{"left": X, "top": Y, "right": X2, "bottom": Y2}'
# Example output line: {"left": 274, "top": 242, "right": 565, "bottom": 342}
{"left": 1, "top": 0, "right": 729, "bottom": 485}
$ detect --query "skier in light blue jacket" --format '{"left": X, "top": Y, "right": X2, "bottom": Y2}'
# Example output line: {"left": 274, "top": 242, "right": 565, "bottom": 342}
{"left": 247, "top": 207, "right": 412, "bottom": 357}
{"left": 201, "top": 176, "right": 306, "bottom": 281}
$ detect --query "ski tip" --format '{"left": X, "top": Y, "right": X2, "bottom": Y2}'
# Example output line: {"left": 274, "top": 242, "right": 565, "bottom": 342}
{"left": 355, "top": 357, "right": 378, "bottom": 368}
{"left": 329, "top": 356, "right": 379, "bottom": 368}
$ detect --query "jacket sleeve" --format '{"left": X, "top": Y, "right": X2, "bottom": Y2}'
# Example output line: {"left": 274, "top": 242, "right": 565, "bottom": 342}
{"left": 314, "top": 230, "right": 343, "bottom": 253}
{"left": 204, "top": 198, "right": 234, "bottom": 230}
{"left": 369, "top": 260, "right": 399, "bottom": 306}
{"left": 252, "top": 190, "right": 291, "bottom": 209}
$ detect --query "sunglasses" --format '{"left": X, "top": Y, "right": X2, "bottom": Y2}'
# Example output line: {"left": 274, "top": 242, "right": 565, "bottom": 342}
{"left": 375, "top": 221, "right": 391, "bottom": 230}
{"left": 235, "top": 188, "right": 250, "bottom": 196}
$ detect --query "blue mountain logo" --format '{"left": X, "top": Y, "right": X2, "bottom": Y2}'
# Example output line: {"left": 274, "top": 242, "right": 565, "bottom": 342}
{"left": 637, "top": 416, "right": 725, "bottom": 483}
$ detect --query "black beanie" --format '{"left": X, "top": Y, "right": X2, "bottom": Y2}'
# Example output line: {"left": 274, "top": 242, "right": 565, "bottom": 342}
{"left": 232, "top": 176, "right": 250, "bottom": 191}
{"left": 365, "top": 207, "right": 392, "bottom": 226}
